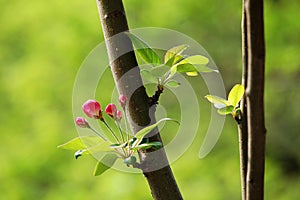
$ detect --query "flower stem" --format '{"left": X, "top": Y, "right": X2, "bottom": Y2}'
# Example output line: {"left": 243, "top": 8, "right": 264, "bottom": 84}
{"left": 102, "top": 120, "right": 120, "bottom": 144}
{"left": 116, "top": 122, "right": 125, "bottom": 143}
{"left": 88, "top": 126, "right": 107, "bottom": 141}
{"left": 115, "top": 121, "right": 128, "bottom": 157}
{"left": 122, "top": 108, "right": 133, "bottom": 156}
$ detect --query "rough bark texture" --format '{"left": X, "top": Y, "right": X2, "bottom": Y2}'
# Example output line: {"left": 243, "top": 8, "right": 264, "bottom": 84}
{"left": 96, "top": 0, "right": 183, "bottom": 199}
{"left": 241, "top": 0, "right": 266, "bottom": 199}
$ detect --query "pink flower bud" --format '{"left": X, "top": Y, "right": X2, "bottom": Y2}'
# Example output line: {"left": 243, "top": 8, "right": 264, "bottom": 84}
{"left": 105, "top": 103, "right": 117, "bottom": 118}
{"left": 82, "top": 99, "right": 102, "bottom": 119}
{"left": 119, "top": 95, "right": 127, "bottom": 107}
{"left": 116, "top": 110, "right": 122, "bottom": 121}
{"left": 75, "top": 117, "right": 90, "bottom": 128}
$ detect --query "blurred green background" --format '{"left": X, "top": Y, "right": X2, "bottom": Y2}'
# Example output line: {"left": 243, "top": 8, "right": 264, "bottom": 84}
{"left": 1, "top": 0, "right": 300, "bottom": 199}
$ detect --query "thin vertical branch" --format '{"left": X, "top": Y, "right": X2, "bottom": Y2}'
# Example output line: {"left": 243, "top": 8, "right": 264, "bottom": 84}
{"left": 96, "top": 0, "right": 183, "bottom": 199}
{"left": 244, "top": 0, "right": 266, "bottom": 199}
{"left": 239, "top": 1, "right": 249, "bottom": 199}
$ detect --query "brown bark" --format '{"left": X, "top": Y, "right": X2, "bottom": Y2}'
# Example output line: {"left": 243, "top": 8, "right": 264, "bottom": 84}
{"left": 238, "top": 2, "right": 249, "bottom": 199}
{"left": 241, "top": 0, "right": 266, "bottom": 199}
{"left": 96, "top": 0, "right": 183, "bottom": 199}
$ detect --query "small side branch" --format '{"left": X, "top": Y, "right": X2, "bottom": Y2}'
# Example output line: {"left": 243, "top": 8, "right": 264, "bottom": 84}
{"left": 149, "top": 85, "right": 164, "bottom": 106}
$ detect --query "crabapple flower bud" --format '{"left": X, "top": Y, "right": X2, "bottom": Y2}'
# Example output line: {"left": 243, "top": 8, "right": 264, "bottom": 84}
{"left": 116, "top": 110, "right": 122, "bottom": 121}
{"left": 119, "top": 95, "right": 127, "bottom": 108}
{"left": 105, "top": 103, "right": 117, "bottom": 118}
{"left": 75, "top": 117, "right": 90, "bottom": 128}
{"left": 82, "top": 99, "right": 102, "bottom": 119}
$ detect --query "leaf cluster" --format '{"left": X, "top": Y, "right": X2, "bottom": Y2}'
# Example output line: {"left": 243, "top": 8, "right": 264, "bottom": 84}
{"left": 127, "top": 33, "right": 218, "bottom": 89}
{"left": 58, "top": 118, "right": 178, "bottom": 176}
{"left": 205, "top": 84, "right": 245, "bottom": 123}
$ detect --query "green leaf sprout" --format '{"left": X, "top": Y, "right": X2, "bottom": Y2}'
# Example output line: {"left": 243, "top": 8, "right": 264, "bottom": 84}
{"left": 205, "top": 84, "right": 245, "bottom": 123}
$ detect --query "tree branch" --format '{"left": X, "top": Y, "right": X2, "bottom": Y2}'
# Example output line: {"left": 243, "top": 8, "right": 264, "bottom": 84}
{"left": 239, "top": 1, "right": 249, "bottom": 199}
{"left": 244, "top": 0, "right": 266, "bottom": 199}
{"left": 96, "top": 0, "right": 183, "bottom": 199}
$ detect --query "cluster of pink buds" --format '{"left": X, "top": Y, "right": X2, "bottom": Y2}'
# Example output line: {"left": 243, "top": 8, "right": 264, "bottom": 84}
{"left": 75, "top": 95, "right": 126, "bottom": 127}
{"left": 105, "top": 103, "right": 123, "bottom": 121}
{"left": 74, "top": 95, "right": 127, "bottom": 143}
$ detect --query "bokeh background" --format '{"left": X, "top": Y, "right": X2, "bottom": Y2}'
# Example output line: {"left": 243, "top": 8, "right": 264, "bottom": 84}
{"left": 1, "top": 0, "right": 300, "bottom": 199}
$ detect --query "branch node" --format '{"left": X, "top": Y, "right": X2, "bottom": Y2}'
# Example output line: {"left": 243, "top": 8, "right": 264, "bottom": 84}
{"left": 149, "top": 85, "right": 164, "bottom": 106}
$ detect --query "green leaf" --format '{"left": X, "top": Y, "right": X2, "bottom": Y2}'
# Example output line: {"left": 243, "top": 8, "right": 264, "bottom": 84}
{"left": 135, "top": 118, "right": 179, "bottom": 139}
{"left": 131, "top": 138, "right": 143, "bottom": 149}
{"left": 177, "top": 55, "right": 209, "bottom": 66}
{"left": 186, "top": 71, "right": 198, "bottom": 76}
{"left": 164, "top": 44, "right": 188, "bottom": 66}
{"left": 205, "top": 95, "right": 231, "bottom": 108}
{"left": 57, "top": 137, "right": 86, "bottom": 150}
{"left": 194, "top": 65, "right": 218, "bottom": 73}
{"left": 58, "top": 136, "right": 112, "bottom": 155}
{"left": 131, "top": 141, "right": 163, "bottom": 150}
{"left": 228, "top": 84, "right": 245, "bottom": 107}
{"left": 167, "top": 55, "right": 184, "bottom": 67}
{"left": 176, "top": 63, "right": 197, "bottom": 73}
{"left": 176, "top": 63, "right": 216, "bottom": 76}
{"left": 110, "top": 143, "right": 127, "bottom": 149}
{"left": 141, "top": 70, "right": 158, "bottom": 83}
{"left": 170, "top": 65, "right": 177, "bottom": 77}
{"left": 126, "top": 33, "right": 161, "bottom": 64}
{"left": 149, "top": 64, "right": 169, "bottom": 76}
{"left": 93, "top": 154, "right": 118, "bottom": 176}
{"left": 217, "top": 105, "right": 234, "bottom": 115}
{"left": 166, "top": 80, "right": 181, "bottom": 88}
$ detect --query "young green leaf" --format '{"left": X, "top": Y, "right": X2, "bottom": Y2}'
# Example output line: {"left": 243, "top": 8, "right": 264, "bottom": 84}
{"left": 126, "top": 33, "right": 161, "bottom": 64}
{"left": 166, "top": 80, "right": 180, "bottom": 88}
{"left": 164, "top": 44, "right": 188, "bottom": 66}
{"left": 131, "top": 141, "right": 163, "bottom": 150}
{"left": 110, "top": 142, "right": 127, "bottom": 149}
{"left": 177, "top": 55, "right": 209, "bottom": 66}
{"left": 135, "top": 118, "right": 179, "bottom": 139}
{"left": 57, "top": 137, "right": 87, "bottom": 150}
{"left": 175, "top": 63, "right": 217, "bottom": 76}
{"left": 205, "top": 95, "right": 231, "bottom": 108}
{"left": 149, "top": 64, "right": 169, "bottom": 76}
{"left": 170, "top": 65, "right": 178, "bottom": 77}
{"left": 58, "top": 136, "right": 112, "bottom": 155}
{"left": 186, "top": 71, "right": 198, "bottom": 76}
{"left": 131, "top": 138, "right": 143, "bottom": 150}
{"left": 217, "top": 105, "right": 234, "bottom": 115}
{"left": 93, "top": 154, "right": 118, "bottom": 176}
{"left": 228, "top": 84, "right": 245, "bottom": 107}
{"left": 176, "top": 63, "right": 197, "bottom": 73}
{"left": 141, "top": 70, "right": 158, "bottom": 83}
{"left": 166, "top": 54, "right": 184, "bottom": 67}
{"left": 194, "top": 65, "right": 218, "bottom": 73}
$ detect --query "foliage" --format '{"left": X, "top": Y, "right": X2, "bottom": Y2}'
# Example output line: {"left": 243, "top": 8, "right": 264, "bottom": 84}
{"left": 58, "top": 34, "right": 213, "bottom": 176}
{"left": 58, "top": 98, "right": 178, "bottom": 176}
{"left": 205, "top": 84, "right": 244, "bottom": 122}
{"left": 128, "top": 32, "right": 217, "bottom": 89}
